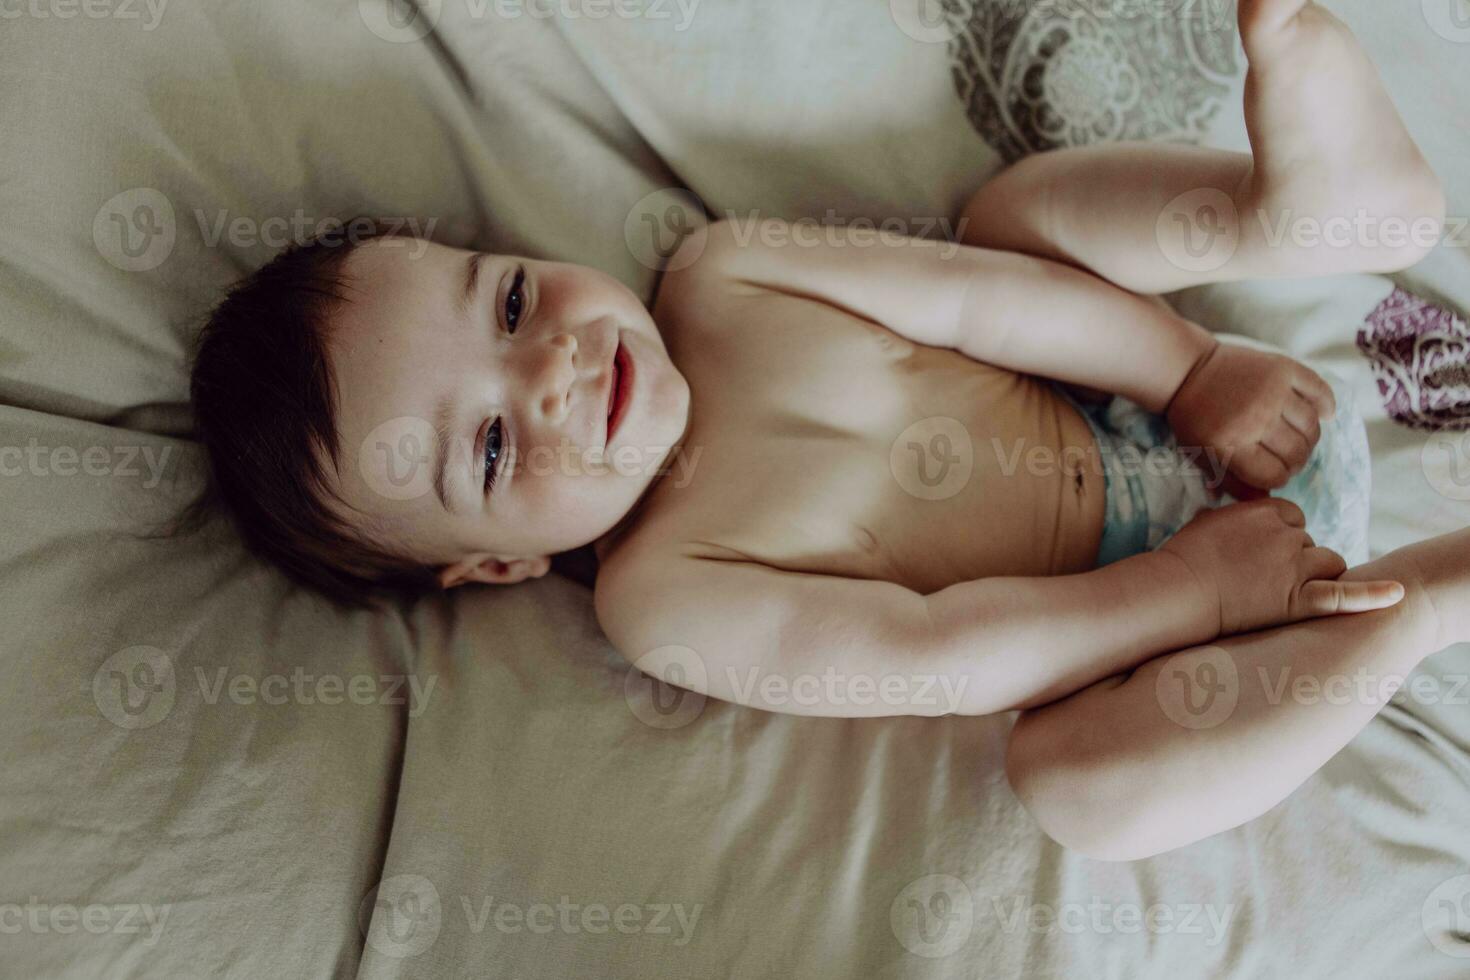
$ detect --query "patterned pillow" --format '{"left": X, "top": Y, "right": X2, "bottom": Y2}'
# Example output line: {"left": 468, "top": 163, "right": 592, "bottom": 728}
{"left": 944, "top": 0, "right": 1242, "bottom": 162}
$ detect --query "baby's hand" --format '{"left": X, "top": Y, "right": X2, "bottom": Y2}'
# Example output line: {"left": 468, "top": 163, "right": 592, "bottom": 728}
{"left": 1159, "top": 499, "right": 1403, "bottom": 636}
{"left": 1166, "top": 342, "right": 1337, "bottom": 492}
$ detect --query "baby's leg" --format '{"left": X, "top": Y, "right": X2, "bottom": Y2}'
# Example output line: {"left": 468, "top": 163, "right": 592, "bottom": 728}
{"left": 961, "top": 0, "right": 1445, "bottom": 294}
{"left": 1005, "top": 527, "right": 1470, "bottom": 861}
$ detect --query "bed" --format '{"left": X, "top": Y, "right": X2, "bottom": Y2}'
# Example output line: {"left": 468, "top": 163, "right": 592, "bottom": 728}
{"left": 2, "top": 1, "right": 1468, "bottom": 976}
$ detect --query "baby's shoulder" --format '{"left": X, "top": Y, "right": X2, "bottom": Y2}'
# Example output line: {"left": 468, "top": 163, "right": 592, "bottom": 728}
{"left": 593, "top": 513, "right": 685, "bottom": 607}
{"left": 649, "top": 223, "right": 799, "bottom": 340}
{"left": 591, "top": 523, "right": 710, "bottom": 661}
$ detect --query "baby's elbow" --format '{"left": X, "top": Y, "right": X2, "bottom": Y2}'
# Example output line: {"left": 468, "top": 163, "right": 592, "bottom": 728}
{"left": 1004, "top": 715, "right": 1171, "bottom": 863}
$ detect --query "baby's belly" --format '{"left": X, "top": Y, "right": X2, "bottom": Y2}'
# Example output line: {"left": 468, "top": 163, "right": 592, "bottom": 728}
{"left": 868, "top": 365, "right": 1108, "bottom": 593}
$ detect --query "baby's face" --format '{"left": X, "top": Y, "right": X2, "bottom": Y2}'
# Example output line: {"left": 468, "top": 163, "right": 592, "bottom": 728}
{"left": 323, "top": 238, "right": 690, "bottom": 586}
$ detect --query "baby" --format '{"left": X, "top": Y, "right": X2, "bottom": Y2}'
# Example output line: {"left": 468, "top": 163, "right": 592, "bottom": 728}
{"left": 190, "top": 0, "right": 1468, "bottom": 860}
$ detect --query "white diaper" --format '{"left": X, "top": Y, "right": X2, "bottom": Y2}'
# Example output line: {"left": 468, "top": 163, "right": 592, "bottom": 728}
{"left": 1067, "top": 371, "right": 1372, "bottom": 568}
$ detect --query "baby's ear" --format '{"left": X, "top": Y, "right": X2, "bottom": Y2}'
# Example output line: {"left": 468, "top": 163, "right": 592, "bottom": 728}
{"left": 437, "top": 554, "right": 552, "bottom": 589}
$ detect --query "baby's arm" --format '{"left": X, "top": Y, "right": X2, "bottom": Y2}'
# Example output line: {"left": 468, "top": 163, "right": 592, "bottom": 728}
{"left": 686, "top": 218, "right": 1212, "bottom": 414}
{"left": 688, "top": 219, "right": 1337, "bottom": 489}
{"left": 599, "top": 546, "right": 1206, "bottom": 719}
{"left": 595, "top": 502, "right": 1398, "bottom": 719}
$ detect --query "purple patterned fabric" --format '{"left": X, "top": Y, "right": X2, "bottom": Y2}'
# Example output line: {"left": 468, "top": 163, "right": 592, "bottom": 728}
{"left": 1358, "top": 287, "right": 1470, "bottom": 431}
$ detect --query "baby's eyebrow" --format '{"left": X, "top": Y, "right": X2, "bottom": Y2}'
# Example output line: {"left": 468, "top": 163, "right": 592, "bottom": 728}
{"left": 432, "top": 391, "right": 457, "bottom": 514}
{"left": 459, "top": 252, "right": 483, "bottom": 317}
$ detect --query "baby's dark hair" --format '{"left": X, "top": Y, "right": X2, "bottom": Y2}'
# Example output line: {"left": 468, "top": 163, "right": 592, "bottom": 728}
{"left": 186, "top": 223, "right": 438, "bottom": 607}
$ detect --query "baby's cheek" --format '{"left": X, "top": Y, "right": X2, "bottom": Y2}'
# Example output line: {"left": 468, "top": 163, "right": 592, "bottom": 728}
{"left": 519, "top": 469, "right": 604, "bottom": 533}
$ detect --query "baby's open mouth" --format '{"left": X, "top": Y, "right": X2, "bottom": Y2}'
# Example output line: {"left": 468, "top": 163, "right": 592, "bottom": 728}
{"left": 606, "top": 339, "right": 632, "bottom": 445}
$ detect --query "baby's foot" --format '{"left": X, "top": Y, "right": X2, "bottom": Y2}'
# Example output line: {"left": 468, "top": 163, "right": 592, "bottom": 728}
{"left": 1235, "top": 0, "right": 1446, "bottom": 276}
{"left": 1349, "top": 527, "right": 1470, "bottom": 652}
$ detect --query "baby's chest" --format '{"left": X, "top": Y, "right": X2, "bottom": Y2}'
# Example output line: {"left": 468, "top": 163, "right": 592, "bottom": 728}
{"left": 657, "top": 301, "right": 1096, "bottom": 588}
{"left": 660, "top": 399, "right": 1059, "bottom": 592}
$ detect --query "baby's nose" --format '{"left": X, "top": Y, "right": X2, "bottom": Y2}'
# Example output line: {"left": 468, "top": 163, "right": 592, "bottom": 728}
{"left": 537, "top": 334, "right": 578, "bottom": 417}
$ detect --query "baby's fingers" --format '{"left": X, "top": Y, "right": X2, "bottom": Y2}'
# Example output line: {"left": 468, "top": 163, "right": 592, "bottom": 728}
{"left": 1262, "top": 419, "right": 1313, "bottom": 473}
{"left": 1282, "top": 394, "right": 1323, "bottom": 446}
{"left": 1295, "top": 578, "right": 1405, "bottom": 618}
{"left": 1234, "top": 444, "right": 1292, "bottom": 490}
{"left": 1292, "top": 366, "right": 1337, "bottom": 422}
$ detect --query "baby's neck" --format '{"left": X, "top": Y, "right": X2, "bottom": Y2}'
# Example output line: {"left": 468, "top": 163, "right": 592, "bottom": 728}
{"left": 591, "top": 427, "right": 695, "bottom": 569}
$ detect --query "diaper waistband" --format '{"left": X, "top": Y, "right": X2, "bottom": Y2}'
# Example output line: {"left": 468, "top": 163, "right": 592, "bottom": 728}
{"left": 1057, "top": 388, "right": 1151, "bottom": 567}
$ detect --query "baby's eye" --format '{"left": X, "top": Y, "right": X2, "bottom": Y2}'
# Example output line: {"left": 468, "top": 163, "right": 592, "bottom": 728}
{"left": 483, "top": 417, "right": 504, "bottom": 492}
{"left": 504, "top": 268, "right": 525, "bottom": 334}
